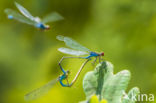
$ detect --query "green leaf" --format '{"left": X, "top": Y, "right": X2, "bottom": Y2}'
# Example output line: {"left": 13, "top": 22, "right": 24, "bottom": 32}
{"left": 122, "top": 87, "right": 140, "bottom": 103}
{"left": 102, "top": 70, "right": 131, "bottom": 103}
{"left": 83, "top": 61, "right": 109, "bottom": 99}
{"left": 82, "top": 61, "right": 133, "bottom": 103}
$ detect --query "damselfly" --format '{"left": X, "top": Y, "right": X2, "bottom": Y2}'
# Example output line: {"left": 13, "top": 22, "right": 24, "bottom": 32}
{"left": 57, "top": 35, "right": 104, "bottom": 64}
{"left": 5, "top": 2, "right": 64, "bottom": 30}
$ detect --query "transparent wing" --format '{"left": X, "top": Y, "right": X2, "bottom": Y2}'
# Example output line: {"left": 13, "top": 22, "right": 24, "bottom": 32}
{"left": 58, "top": 47, "right": 88, "bottom": 56}
{"left": 57, "top": 35, "right": 90, "bottom": 52}
{"left": 24, "top": 78, "right": 58, "bottom": 101}
{"left": 15, "top": 2, "right": 35, "bottom": 21}
{"left": 42, "top": 12, "right": 64, "bottom": 23}
{"left": 4, "top": 9, "right": 36, "bottom": 25}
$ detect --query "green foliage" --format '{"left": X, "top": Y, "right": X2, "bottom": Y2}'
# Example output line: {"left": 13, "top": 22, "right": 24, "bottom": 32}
{"left": 82, "top": 61, "right": 140, "bottom": 103}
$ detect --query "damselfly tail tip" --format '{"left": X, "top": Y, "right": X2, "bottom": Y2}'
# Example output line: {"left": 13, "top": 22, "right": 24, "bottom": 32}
{"left": 8, "top": 15, "right": 13, "bottom": 19}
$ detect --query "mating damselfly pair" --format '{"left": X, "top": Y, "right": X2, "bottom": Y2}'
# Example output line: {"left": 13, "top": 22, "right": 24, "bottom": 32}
{"left": 4, "top": 1, "right": 105, "bottom": 101}
{"left": 24, "top": 35, "right": 104, "bottom": 101}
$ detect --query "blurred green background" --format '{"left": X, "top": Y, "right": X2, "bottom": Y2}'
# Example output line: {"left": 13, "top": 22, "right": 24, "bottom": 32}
{"left": 0, "top": 0, "right": 156, "bottom": 103}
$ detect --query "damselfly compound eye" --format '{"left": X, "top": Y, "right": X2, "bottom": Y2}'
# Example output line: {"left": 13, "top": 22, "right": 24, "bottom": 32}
{"left": 101, "top": 52, "right": 104, "bottom": 56}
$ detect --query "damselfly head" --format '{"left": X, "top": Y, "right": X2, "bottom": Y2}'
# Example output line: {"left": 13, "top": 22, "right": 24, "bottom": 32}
{"left": 66, "top": 70, "right": 70, "bottom": 75}
{"left": 100, "top": 52, "right": 104, "bottom": 56}
{"left": 45, "top": 25, "right": 50, "bottom": 30}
